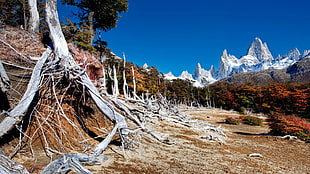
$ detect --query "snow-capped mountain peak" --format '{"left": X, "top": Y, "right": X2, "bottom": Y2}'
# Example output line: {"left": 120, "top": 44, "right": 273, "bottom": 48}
{"left": 179, "top": 70, "right": 194, "bottom": 80}
{"left": 143, "top": 63, "right": 149, "bottom": 69}
{"left": 216, "top": 49, "right": 239, "bottom": 79}
{"left": 246, "top": 37, "right": 273, "bottom": 62}
{"left": 163, "top": 37, "right": 307, "bottom": 87}
{"left": 164, "top": 72, "right": 177, "bottom": 80}
{"left": 285, "top": 48, "right": 300, "bottom": 61}
{"left": 193, "top": 63, "right": 216, "bottom": 86}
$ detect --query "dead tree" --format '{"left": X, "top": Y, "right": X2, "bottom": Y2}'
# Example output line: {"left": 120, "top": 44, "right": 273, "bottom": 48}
{"left": 112, "top": 64, "right": 120, "bottom": 97}
{"left": 44, "top": 0, "right": 128, "bottom": 166}
{"left": 122, "top": 53, "right": 128, "bottom": 98}
{"left": 0, "top": 61, "right": 11, "bottom": 94}
{"left": 28, "top": 0, "right": 40, "bottom": 32}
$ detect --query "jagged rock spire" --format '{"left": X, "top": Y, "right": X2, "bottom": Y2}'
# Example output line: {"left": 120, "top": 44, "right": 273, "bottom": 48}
{"left": 247, "top": 37, "right": 273, "bottom": 62}
{"left": 216, "top": 49, "right": 239, "bottom": 79}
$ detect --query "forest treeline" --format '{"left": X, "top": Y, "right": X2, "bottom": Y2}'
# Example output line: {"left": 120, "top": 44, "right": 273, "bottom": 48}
{"left": 101, "top": 58, "right": 310, "bottom": 120}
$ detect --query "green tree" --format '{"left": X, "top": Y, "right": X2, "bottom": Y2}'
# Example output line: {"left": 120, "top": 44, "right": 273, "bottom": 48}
{"left": 60, "top": 0, "right": 128, "bottom": 45}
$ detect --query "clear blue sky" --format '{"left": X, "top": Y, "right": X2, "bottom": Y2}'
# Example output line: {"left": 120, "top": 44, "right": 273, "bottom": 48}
{"left": 59, "top": 0, "right": 310, "bottom": 76}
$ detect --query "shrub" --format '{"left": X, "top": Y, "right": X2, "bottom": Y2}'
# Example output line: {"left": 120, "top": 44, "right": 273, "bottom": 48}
{"left": 242, "top": 116, "right": 263, "bottom": 126}
{"left": 268, "top": 113, "right": 310, "bottom": 140}
{"left": 224, "top": 117, "right": 240, "bottom": 125}
{"left": 237, "top": 106, "right": 246, "bottom": 115}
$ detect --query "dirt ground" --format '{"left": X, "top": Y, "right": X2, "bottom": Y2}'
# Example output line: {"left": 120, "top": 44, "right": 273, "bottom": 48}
{"left": 87, "top": 108, "right": 310, "bottom": 174}
{"left": 6, "top": 108, "right": 310, "bottom": 173}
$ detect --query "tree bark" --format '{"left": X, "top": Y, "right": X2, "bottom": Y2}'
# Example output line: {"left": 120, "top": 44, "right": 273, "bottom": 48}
{"left": 0, "top": 61, "right": 11, "bottom": 93}
{"left": 45, "top": 0, "right": 69, "bottom": 58}
{"left": 0, "top": 150, "right": 29, "bottom": 174}
{"left": 28, "top": 0, "right": 40, "bottom": 32}
{"left": 113, "top": 65, "right": 119, "bottom": 97}
{"left": 122, "top": 53, "right": 128, "bottom": 98}
{"left": 88, "top": 11, "right": 95, "bottom": 45}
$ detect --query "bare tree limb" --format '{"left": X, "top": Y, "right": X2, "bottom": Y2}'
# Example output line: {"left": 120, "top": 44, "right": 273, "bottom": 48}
{"left": 0, "top": 150, "right": 29, "bottom": 174}
{"left": 41, "top": 153, "right": 107, "bottom": 174}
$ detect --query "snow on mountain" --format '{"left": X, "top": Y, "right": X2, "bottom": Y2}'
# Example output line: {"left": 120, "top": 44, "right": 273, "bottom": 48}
{"left": 268, "top": 48, "right": 301, "bottom": 69}
{"left": 216, "top": 49, "right": 240, "bottom": 80}
{"left": 193, "top": 63, "right": 216, "bottom": 86}
{"left": 164, "top": 37, "right": 308, "bottom": 87}
{"left": 301, "top": 50, "right": 310, "bottom": 58}
{"left": 246, "top": 37, "right": 273, "bottom": 62}
{"left": 164, "top": 72, "right": 178, "bottom": 80}
{"left": 179, "top": 70, "right": 194, "bottom": 80}
{"left": 143, "top": 63, "right": 149, "bottom": 69}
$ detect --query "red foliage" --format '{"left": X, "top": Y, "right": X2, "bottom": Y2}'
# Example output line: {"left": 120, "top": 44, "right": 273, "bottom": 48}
{"left": 268, "top": 113, "right": 310, "bottom": 139}
{"left": 68, "top": 44, "right": 103, "bottom": 85}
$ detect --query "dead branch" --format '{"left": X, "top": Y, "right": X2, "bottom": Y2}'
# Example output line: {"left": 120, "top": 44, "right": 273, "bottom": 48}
{"left": 1, "top": 61, "right": 33, "bottom": 71}
{"left": 41, "top": 153, "right": 107, "bottom": 174}
{"left": 0, "top": 150, "right": 29, "bottom": 174}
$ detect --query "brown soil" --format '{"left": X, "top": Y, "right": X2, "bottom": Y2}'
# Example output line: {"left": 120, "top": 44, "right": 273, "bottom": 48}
{"left": 84, "top": 108, "right": 310, "bottom": 174}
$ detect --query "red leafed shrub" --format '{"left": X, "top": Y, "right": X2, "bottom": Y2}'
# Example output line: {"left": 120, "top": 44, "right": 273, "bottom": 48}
{"left": 268, "top": 113, "right": 310, "bottom": 140}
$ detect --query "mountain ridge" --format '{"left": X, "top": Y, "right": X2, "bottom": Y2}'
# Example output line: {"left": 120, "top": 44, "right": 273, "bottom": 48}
{"left": 165, "top": 37, "right": 310, "bottom": 86}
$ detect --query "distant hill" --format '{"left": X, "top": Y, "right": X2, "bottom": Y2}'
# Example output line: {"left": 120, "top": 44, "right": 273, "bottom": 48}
{"left": 287, "top": 57, "right": 310, "bottom": 83}
{"left": 220, "top": 57, "right": 310, "bottom": 85}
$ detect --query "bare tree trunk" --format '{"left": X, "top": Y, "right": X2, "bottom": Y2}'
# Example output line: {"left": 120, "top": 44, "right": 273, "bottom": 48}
{"left": 88, "top": 11, "right": 95, "bottom": 45}
{"left": 22, "top": 0, "right": 27, "bottom": 29}
{"left": 45, "top": 0, "right": 69, "bottom": 58}
{"left": 99, "top": 67, "right": 107, "bottom": 94}
{"left": 113, "top": 65, "right": 119, "bottom": 97}
{"left": 122, "top": 53, "right": 128, "bottom": 98}
{"left": 28, "top": 0, "right": 40, "bottom": 32}
{"left": 131, "top": 66, "right": 139, "bottom": 99}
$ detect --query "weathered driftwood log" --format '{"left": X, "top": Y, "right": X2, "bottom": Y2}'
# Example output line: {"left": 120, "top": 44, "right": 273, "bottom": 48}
{"left": 0, "top": 150, "right": 29, "bottom": 174}
{"left": 41, "top": 153, "right": 107, "bottom": 174}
